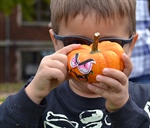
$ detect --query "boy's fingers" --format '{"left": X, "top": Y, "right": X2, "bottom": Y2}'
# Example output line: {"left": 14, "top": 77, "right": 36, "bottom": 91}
{"left": 122, "top": 53, "right": 133, "bottom": 77}
{"left": 56, "top": 44, "right": 81, "bottom": 55}
{"left": 101, "top": 69, "right": 127, "bottom": 86}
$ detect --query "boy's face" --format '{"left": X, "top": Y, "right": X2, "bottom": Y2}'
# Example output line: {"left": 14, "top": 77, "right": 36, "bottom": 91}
{"left": 50, "top": 13, "right": 138, "bottom": 57}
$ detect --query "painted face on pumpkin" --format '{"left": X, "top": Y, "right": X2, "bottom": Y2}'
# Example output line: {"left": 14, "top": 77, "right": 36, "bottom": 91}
{"left": 69, "top": 53, "right": 95, "bottom": 82}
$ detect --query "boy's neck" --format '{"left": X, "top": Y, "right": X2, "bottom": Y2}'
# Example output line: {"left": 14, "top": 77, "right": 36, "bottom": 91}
{"left": 69, "top": 79, "right": 101, "bottom": 98}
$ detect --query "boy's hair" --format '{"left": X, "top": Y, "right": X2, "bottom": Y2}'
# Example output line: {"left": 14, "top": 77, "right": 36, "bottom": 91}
{"left": 50, "top": 0, "right": 136, "bottom": 36}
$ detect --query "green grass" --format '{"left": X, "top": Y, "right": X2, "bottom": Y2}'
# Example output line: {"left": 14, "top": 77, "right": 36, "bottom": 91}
{"left": 0, "top": 83, "right": 23, "bottom": 104}
{"left": 0, "top": 97, "right": 6, "bottom": 103}
{"left": 0, "top": 83, "right": 23, "bottom": 93}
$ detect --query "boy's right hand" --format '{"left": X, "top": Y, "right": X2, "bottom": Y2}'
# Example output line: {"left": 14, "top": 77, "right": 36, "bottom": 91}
{"left": 25, "top": 44, "right": 81, "bottom": 104}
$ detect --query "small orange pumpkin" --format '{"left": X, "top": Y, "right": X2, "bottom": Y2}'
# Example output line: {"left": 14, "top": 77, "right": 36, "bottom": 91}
{"left": 67, "top": 32, "right": 124, "bottom": 83}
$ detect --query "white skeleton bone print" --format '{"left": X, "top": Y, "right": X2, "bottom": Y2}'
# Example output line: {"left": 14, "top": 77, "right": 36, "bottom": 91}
{"left": 144, "top": 101, "right": 150, "bottom": 118}
{"left": 44, "top": 110, "right": 111, "bottom": 128}
{"left": 43, "top": 102, "right": 150, "bottom": 128}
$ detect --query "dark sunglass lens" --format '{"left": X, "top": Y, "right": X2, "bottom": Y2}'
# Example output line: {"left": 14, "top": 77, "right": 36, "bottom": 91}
{"left": 64, "top": 38, "right": 91, "bottom": 46}
{"left": 107, "top": 39, "right": 124, "bottom": 47}
{"left": 63, "top": 38, "right": 72, "bottom": 46}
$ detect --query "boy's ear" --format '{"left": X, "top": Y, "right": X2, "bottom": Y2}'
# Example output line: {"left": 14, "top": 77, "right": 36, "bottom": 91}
{"left": 49, "top": 29, "right": 59, "bottom": 51}
{"left": 132, "top": 33, "right": 138, "bottom": 46}
{"left": 127, "top": 33, "right": 138, "bottom": 57}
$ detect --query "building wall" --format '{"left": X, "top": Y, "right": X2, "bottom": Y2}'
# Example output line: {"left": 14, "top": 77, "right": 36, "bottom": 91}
{"left": 0, "top": 47, "right": 5, "bottom": 82}
{"left": 0, "top": 7, "right": 53, "bottom": 83}
{"left": 0, "top": 12, "right": 5, "bottom": 40}
{"left": 10, "top": 8, "right": 50, "bottom": 41}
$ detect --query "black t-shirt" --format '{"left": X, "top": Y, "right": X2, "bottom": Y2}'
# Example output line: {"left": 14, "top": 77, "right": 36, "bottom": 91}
{"left": 0, "top": 78, "right": 150, "bottom": 128}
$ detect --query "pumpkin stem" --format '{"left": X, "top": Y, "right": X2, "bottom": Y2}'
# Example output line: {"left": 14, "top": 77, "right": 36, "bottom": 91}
{"left": 91, "top": 32, "right": 100, "bottom": 53}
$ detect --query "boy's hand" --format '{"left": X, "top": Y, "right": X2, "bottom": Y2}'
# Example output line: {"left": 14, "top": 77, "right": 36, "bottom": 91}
{"left": 87, "top": 53, "right": 132, "bottom": 112}
{"left": 25, "top": 44, "right": 81, "bottom": 104}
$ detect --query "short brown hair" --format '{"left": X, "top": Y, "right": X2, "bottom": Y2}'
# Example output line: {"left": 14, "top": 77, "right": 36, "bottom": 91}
{"left": 50, "top": 0, "right": 136, "bottom": 35}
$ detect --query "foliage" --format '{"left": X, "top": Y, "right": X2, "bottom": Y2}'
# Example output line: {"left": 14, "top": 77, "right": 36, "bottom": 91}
{"left": 0, "top": 0, "right": 33, "bottom": 16}
{"left": 0, "top": 0, "right": 50, "bottom": 21}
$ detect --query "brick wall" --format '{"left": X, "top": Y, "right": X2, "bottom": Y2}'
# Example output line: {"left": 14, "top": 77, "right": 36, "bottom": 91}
{"left": 0, "top": 47, "right": 5, "bottom": 82}
{"left": 10, "top": 7, "right": 50, "bottom": 41}
{"left": 0, "top": 12, "right": 6, "bottom": 40}
{"left": 0, "top": 7, "right": 51, "bottom": 83}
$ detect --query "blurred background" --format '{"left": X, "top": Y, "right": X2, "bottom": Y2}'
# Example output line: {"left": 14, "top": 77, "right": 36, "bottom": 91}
{"left": 0, "top": 0, "right": 54, "bottom": 83}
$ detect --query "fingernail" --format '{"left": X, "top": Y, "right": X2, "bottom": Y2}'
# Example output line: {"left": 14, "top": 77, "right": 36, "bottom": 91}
{"left": 103, "top": 68, "right": 108, "bottom": 74}
{"left": 96, "top": 75, "right": 102, "bottom": 80}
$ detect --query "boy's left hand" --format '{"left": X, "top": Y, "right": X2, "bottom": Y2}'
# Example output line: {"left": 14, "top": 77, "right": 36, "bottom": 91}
{"left": 87, "top": 53, "right": 133, "bottom": 112}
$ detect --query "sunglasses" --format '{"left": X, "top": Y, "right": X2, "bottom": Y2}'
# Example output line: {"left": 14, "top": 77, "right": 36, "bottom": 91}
{"left": 54, "top": 33, "right": 134, "bottom": 47}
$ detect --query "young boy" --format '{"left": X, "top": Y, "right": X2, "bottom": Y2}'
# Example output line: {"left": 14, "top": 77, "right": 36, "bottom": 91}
{"left": 0, "top": 0, "right": 150, "bottom": 127}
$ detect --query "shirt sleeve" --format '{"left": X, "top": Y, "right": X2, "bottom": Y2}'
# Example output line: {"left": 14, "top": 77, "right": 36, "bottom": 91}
{"left": 106, "top": 96, "right": 150, "bottom": 128}
{"left": 0, "top": 80, "right": 47, "bottom": 128}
